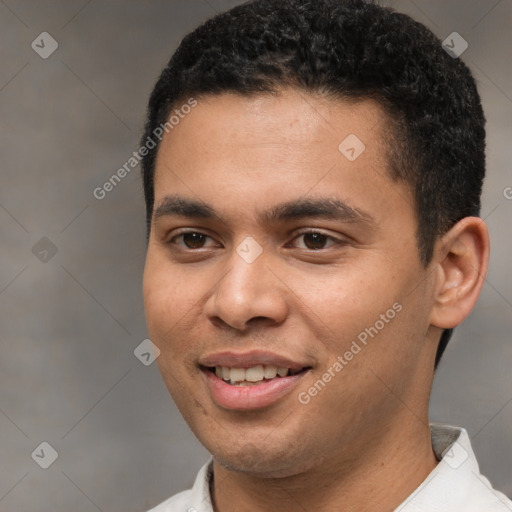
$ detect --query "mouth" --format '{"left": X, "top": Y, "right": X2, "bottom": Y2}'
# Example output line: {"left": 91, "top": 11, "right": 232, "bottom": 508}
{"left": 199, "top": 358, "right": 312, "bottom": 410}
{"left": 203, "top": 364, "right": 310, "bottom": 387}
{"left": 198, "top": 351, "right": 313, "bottom": 410}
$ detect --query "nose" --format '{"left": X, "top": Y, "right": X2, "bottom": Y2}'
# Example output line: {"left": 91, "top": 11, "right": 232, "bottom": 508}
{"left": 203, "top": 245, "right": 289, "bottom": 332}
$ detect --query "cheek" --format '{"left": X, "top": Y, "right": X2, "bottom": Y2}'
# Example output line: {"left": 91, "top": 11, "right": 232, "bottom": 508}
{"left": 143, "top": 257, "right": 198, "bottom": 350}
{"left": 291, "top": 264, "right": 402, "bottom": 349}
{"left": 143, "top": 261, "right": 203, "bottom": 403}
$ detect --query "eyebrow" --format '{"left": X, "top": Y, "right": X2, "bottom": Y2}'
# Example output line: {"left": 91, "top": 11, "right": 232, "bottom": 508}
{"left": 153, "top": 194, "right": 375, "bottom": 227}
{"left": 153, "top": 195, "right": 221, "bottom": 221}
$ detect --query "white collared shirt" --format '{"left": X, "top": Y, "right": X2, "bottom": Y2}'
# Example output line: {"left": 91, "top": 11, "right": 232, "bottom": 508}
{"left": 147, "top": 423, "right": 512, "bottom": 511}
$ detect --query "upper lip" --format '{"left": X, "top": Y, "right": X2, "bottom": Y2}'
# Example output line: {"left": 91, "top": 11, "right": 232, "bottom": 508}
{"left": 199, "top": 350, "right": 311, "bottom": 371}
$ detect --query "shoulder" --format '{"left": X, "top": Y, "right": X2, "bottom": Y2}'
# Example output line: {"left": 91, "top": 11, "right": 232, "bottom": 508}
{"left": 145, "top": 459, "right": 214, "bottom": 512}
{"left": 465, "top": 473, "right": 512, "bottom": 512}
{"left": 397, "top": 424, "right": 512, "bottom": 512}
{"left": 146, "top": 489, "right": 194, "bottom": 512}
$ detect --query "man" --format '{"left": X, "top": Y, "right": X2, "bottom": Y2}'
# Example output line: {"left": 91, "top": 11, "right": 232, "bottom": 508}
{"left": 140, "top": 0, "right": 512, "bottom": 510}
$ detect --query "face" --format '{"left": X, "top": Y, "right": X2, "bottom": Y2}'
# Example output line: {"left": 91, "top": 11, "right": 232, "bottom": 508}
{"left": 143, "top": 89, "right": 438, "bottom": 478}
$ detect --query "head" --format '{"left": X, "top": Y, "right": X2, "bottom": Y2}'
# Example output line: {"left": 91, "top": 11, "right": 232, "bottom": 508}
{"left": 141, "top": 0, "right": 488, "bottom": 477}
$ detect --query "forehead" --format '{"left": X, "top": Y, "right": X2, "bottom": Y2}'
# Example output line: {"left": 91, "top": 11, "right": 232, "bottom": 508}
{"left": 156, "top": 89, "right": 390, "bottom": 166}
{"left": 153, "top": 89, "right": 413, "bottom": 228}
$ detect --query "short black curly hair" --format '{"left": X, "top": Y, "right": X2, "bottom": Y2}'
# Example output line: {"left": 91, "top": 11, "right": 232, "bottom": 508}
{"left": 140, "top": 0, "right": 486, "bottom": 368}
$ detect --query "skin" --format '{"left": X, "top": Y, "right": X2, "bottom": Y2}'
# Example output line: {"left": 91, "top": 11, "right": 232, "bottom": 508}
{"left": 143, "top": 88, "right": 489, "bottom": 512}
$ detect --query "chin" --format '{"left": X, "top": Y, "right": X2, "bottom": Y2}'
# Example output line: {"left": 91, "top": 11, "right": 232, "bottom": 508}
{"left": 215, "top": 454, "right": 302, "bottom": 478}
{"left": 204, "top": 434, "right": 315, "bottom": 478}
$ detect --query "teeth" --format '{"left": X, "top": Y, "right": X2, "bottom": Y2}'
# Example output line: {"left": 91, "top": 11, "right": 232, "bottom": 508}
{"left": 213, "top": 365, "right": 298, "bottom": 384}
{"left": 245, "top": 365, "right": 264, "bottom": 382}
{"left": 264, "top": 365, "right": 278, "bottom": 379}
{"left": 229, "top": 368, "right": 246, "bottom": 383}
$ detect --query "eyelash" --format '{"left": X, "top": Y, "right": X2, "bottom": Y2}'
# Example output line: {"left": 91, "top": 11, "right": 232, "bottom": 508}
{"left": 167, "top": 229, "right": 344, "bottom": 251}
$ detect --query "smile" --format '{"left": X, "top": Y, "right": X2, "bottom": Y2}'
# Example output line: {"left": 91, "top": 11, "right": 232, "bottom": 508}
{"left": 198, "top": 350, "right": 313, "bottom": 410}
{"left": 207, "top": 365, "right": 306, "bottom": 386}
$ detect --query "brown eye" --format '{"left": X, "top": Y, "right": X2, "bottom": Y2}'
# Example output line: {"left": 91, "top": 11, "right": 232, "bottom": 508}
{"left": 181, "top": 232, "right": 207, "bottom": 249}
{"left": 290, "top": 231, "right": 342, "bottom": 251}
{"left": 302, "top": 232, "right": 329, "bottom": 250}
{"left": 169, "top": 231, "right": 215, "bottom": 249}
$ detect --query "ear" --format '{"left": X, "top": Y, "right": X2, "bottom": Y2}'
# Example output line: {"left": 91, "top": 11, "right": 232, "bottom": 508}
{"left": 429, "top": 217, "right": 490, "bottom": 330}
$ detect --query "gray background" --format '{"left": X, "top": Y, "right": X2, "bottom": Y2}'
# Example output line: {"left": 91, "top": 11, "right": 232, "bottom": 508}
{"left": 0, "top": 0, "right": 510, "bottom": 510}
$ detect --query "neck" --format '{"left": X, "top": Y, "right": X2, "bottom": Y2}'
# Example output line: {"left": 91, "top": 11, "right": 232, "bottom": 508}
{"left": 211, "top": 415, "right": 438, "bottom": 512}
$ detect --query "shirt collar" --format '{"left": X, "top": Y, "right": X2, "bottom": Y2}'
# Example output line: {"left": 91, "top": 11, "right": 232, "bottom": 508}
{"left": 397, "top": 423, "right": 512, "bottom": 511}
{"left": 185, "top": 423, "right": 511, "bottom": 512}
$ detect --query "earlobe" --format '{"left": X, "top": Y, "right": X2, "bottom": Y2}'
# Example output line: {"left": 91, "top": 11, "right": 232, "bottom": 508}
{"left": 429, "top": 217, "right": 490, "bottom": 330}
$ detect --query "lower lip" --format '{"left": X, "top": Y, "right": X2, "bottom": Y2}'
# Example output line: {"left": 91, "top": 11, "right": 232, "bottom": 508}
{"left": 202, "top": 369, "right": 307, "bottom": 411}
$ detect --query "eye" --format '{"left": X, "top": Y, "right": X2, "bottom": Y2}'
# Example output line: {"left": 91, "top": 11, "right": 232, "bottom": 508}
{"left": 168, "top": 231, "right": 219, "bottom": 250}
{"left": 167, "top": 229, "right": 344, "bottom": 252}
{"left": 290, "top": 230, "right": 342, "bottom": 250}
